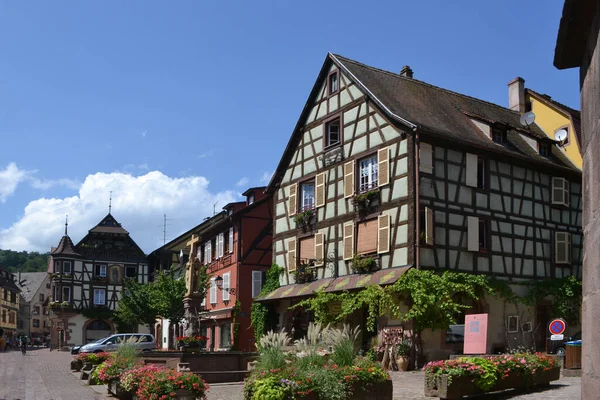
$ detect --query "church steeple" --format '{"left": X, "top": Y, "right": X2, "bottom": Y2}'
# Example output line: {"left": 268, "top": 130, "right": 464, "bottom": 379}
{"left": 51, "top": 216, "right": 80, "bottom": 257}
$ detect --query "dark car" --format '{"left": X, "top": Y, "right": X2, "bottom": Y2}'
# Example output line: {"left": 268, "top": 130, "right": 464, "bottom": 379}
{"left": 548, "top": 331, "right": 581, "bottom": 355}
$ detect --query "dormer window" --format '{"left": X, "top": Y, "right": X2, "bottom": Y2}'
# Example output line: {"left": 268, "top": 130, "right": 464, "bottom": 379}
{"left": 328, "top": 71, "right": 339, "bottom": 95}
{"left": 247, "top": 193, "right": 255, "bottom": 205}
{"left": 539, "top": 142, "right": 551, "bottom": 157}
{"left": 492, "top": 129, "right": 506, "bottom": 144}
{"left": 228, "top": 208, "right": 233, "bottom": 216}
{"left": 325, "top": 118, "right": 340, "bottom": 148}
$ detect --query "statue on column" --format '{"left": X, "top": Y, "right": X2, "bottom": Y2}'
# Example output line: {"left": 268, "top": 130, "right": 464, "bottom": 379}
{"left": 184, "top": 234, "right": 201, "bottom": 296}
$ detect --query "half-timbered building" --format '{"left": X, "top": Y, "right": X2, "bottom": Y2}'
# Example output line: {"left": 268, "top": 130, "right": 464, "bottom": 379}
{"left": 48, "top": 214, "right": 149, "bottom": 346}
{"left": 259, "top": 53, "right": 582, "bottom": 357}
{"left": 148, "top": 186, "right": 272, "bottom": 351}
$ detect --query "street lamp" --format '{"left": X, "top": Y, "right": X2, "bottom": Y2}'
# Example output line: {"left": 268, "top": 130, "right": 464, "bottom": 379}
{"left": 214, "top": 275, "right": 236, "bottom": 295}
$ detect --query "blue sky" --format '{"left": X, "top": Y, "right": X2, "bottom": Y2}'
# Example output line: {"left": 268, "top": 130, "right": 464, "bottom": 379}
{"left": 0, "top": 0, "right": 579, "bottom": 252}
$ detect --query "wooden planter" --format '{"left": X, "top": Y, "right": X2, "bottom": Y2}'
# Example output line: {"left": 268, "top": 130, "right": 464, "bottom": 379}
{"left": 70, "top": 360, "right": 83, "bottom": 372}
{"left": 293, "top": 379, "right": 393, "bottom": 400}
{"left": 133, "top": 389, "right": 197, "bottom": 400}
{"left": 424, "top": 367, "right": 561, "bottom": 399}
{"left": 108, "top": 380, "right": 133, "bottom": 400}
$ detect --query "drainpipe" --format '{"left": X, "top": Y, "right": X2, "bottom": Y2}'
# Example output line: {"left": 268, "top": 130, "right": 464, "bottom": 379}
{"left": 413, "top": 127, "right": 421, "bottom": 270}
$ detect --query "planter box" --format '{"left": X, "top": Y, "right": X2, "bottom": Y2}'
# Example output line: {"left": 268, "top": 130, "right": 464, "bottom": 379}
{"left": 293, "top": 380, "right": 392, "bottom": 400}
{"left": 424, "top": 367, "right": 561, "bottom": 399}
{"left": 108, "top": 380, "right": 133, "bottom": 400}
{"left": 133, "top": 389, "right": 196, "bottom": 400}
{"left": 70, "top": 360, "right": 83, "bottom": 372}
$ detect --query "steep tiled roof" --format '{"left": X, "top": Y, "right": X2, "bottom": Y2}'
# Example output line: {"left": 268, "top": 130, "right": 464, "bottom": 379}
{"left": 526, "top": 89, "right": 582, "bottom": 147}
{"left": 12, "top": 272, "right": 47, "bottom": 303}
{"left": 89, "top": 213, "right": 129, "bottom": 234}
{"left": 333, "top": 54, "right": 579, "bottom": 172}
{"left": 50, "top": 235, "right": 81, "bottom": 257}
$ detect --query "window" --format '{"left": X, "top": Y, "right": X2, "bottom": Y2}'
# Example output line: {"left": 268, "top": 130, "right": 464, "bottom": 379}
{"left": 39, "top": 294, "right": 44, "bottom": 302}
{"left": 492, "top": 128, "right": 506, "bottom": 144}
{"left": 248, "top": 193, "right": 255, "bottom": 205}
{"left": 419, "top": 143, "right": 433, "bottom": 174}
{"left": 63, "top": 261, "right": 72, "bottom": 274}
{"left": 228, "top": 228, "right": 234, "bottom": 254}
{"left": 507, "top": 316, "right": 519, "bottom": 333}
{"left": 125, "top": 266, "right": 137, "bottom": 278}
{"left": 94, "top": 289, "right": 106, "bottom": 305}
{"left": 222, "top": 273, "right": 230, "bottom": 301}
{"left": 477, "top": 158, "right": 487, "bottom": 189}
{"left": 300, "top": 181, "right": 315, "bottom": 211}
{"left": 8, "top": 312, "right": 15, "bottom": 324}
{"left": 95, "top": 264, "right": 107, "bottom": 277}
{"left": 43, "top": 320, "right": 48, "bottom": 328}
{"left": 62, "top": 287, "right": 71, "bottom": 303}
{"left": 209, "top": 278, "right": 217, "bottom": 304}
{"left": 357, "top": 219, "right": 378, "bottom": 255}
{"left": 325, "top": 118, "right": 340, "bottom": 147}
{"left": 211, "top": 238, "right": 217, "bottom": 260}
{"left": 478, "top": 219, "right": 489, "bottom": 251}
{"left": 446, "top": 324, "right": 465, "bottom": 343}
{"left": 204, "top": 242, "right": 211, "bottom": 264}
{"left": 539, "top": 142, "right": 551, "bottom": 157}
{"left": 46, "top": 283, "right": 51, "bottom": 289}
{"left": 10, "top": 291, "right": 16, "bottom": 303}
{"left": 54, "top": 261, "right": 60, "bottom": 273}
{"left": 220, "top": 323, "right": 231, "bottom": 349}
{"left": 33, "top": 306, "right": 40, "bottom": 316}
{"left": 299, "top": 236, "right": 315, "bottom": 264}
{"left": 1, "top": 309, "right": 5, "bottom": 322}
{"left": 328, "top": 71, "right": 339, "bottom": 95}
{"left": 358, "top": 154, "right": 378, "bottom": 192}
{"left": 552, "top": 177, "right": 570, "bottom": 206}
{"left": 53, "top": 286, "right": 59, "bottom": 301}
{"left": 252, "top": 271, "right": 263, "bottom": 298}
{"left": 33, "top": 319, "right": 40, "bottom": 328}
{"left": 555, "top": 232, "right": 572, "bottom": 264}
{"left": 217, "top": 233, "right": 225, "bottom": 258}
{"left": 419, "top": 207, "right": 434, "bottom": 246}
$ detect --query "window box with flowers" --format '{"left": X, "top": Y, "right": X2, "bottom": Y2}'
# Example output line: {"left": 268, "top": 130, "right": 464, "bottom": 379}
{"left": 294, "top": 209, "right": 316, "bottom": 232}
{"left": 351, "top": 254, "right": 378, "bottom": 274}
{"left": 292, "top": 262, "right": 316, "bottom": 284}
{"left": 352, "top": 190, "right": 380, "bottom": 217}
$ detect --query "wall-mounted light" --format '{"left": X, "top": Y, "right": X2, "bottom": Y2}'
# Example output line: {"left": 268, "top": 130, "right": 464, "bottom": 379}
{"left": 214, "top": 275, "right": 236, "bottom": 295}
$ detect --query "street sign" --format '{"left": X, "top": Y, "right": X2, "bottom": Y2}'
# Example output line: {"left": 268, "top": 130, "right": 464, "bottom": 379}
{"left": 549, "top": 319, "right": 566, "bottom": 335}
{"left": 551, "top": 334, "right": 564, "bottom": 341}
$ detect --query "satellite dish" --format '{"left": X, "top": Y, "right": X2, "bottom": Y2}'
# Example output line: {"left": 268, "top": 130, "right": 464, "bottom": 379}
{"left": 519, "top": 111, "right": 536, "bottom": 127}
{"left": 554, "top": 129, "right": 568, "bottom": 146}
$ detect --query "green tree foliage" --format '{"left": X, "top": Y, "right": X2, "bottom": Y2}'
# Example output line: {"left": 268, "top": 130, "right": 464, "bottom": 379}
{"left": 152, "top": 269, "right": 188, "bottom": 325}
{"left": 251, "top": 264, "right": 284, "bottom": 342}
{"left": 0, "top": 249, "right": 49, "bottom": 273}
{"left": 115, "top": 278, "right": 160, "bottom": 332}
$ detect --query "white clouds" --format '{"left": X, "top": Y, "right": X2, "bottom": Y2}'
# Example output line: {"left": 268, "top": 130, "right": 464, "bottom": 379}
{"left": 236, "top": 177, "right": 249, "bottom": 187}
{"left": 197, "top": 150, "right": 213, "bottom": 159}
{"left": 0, "top": 171, "right": 238, "bottom": 252}
{"left": 29, "top": 178, "right": 81, "bottom": 190}
{"left": 260, "top": 170, "right": 274, "bottom": 184}
{"left": 0, "top": 162, "right": 33, "bottom": 203}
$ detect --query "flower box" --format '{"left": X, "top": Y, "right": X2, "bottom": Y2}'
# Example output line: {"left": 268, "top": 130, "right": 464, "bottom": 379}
{"left": 132, "top": 389, "right": 196, "bottom": 400}
{"left": 424, "top": 366, "right": 561, "bottom": 399}
{"left": 71, "top": 360, "right": 83, "bottom": 372}
{"left": 181, "top": 346, "right": 205, "bottom": 353}
{"left": 108, "top": 380, "right": 133, "bottom": 400}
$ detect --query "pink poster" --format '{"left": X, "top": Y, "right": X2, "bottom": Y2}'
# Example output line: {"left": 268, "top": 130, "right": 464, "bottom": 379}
{"left": 463, "top": 313, "right": 488, "bottom": 354}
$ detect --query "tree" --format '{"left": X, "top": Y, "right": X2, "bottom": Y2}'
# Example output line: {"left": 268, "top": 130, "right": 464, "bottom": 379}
{"left": 115, "top": 278, "right": 159, "bottom": 332}
{"left": 152, "top": 269, "right": 188, "bottom": 325}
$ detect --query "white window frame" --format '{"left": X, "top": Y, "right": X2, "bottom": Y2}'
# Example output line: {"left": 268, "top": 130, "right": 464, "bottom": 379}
{"left": 62, "top": 287, "right": 71, "bottom": 303}
{"left": 220, "top": 322, "right": 232, "bottom": 349}
{"left": 358, "top": 154, "right": 379, "bottom": 192}
{"left": 248, "top": 193, "right": 255, "bottom": 205}
{"left": 209, "top": 278, "right": 217, "bottom": 304}
{"left": 326, "top": 119, "right": 340, "bottom": 147}
{"left": 555, "top": 231, "right": 572, "bottom": 264}
{"left": 228, "top": 228, "right": 234, "bottom": 254}
{"left": 217, "top": 233, "right": 225, "bottom": 258}
{"left": 63, "top": 261, "right": 72, "bottom": 274}
{"left": 552, "top": 177, "right": 570, "bottom": 206}
{"left": 252, "top": 271, "right": 263, "bottom": 298}
{"left": 94, "top": 289, "right": 106, "bottom": 305}
{"left": 300, "top": 181, "right": 316, "bottom": 211}
{"left": 95, "top": 264, "right": 107, "bottom": 278}
{"left": 222, "top": 272, "right": 230, "bottom": 301}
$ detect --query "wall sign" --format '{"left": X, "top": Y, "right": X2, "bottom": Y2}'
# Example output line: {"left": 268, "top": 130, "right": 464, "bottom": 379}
{"left": 464, "top": 313, "right": 488, "bottom": 354}
{"left": 548, "top": 318, "right": 566, "bottom": 336}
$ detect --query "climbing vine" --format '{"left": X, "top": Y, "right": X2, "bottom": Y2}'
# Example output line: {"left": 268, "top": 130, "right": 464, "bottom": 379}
{"left": 250, "top": 264, "right": 284, "bottom": 343}
{"left": 231, "top": 300, "right": 242, "bottom": 351}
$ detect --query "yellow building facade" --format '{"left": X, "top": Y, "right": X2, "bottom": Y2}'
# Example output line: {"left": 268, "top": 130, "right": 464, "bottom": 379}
{"left": 0, "top": 268, "right": 20, "bottom": 336}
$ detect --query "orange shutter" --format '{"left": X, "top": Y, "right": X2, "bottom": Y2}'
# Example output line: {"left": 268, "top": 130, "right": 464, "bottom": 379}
{"left": 315, "top": 233, "right": 324, "bottom": 266}
{"left": 343, "top": 222, "right": 355, "bottom": 260}
{"left": 344, "top": 161, "right": 355, "bottom": 198}
{"left": 377, "top": 215, "right": 391, "bottom": 254}
{"left": 378, "top": 147, "right": 390, "bottom": 187}
{"left": 357, "top": 219, "right": 378, "bottom": 254}
{"left": 315, "top": 173, "right": 326, "bottom": 208}
{"left": 289, "top": 184, "right": 298, "bottom": 215}
{"left": 287, "top": 238, "right": 297, "bottom": 272}
{"left": 299, "top": 236, "right": 316, "bottom": 262}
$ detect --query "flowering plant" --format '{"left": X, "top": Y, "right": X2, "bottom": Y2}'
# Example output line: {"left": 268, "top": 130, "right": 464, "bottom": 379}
{"left": 135, "top": 369, "right": 209, "bottom": 400}
{"left": 177, "top": 335, "right": 208, "bottom": 346}
{"left": 75, "top": 351, "right": 110, "bottom": 364}
{"left": 95, "top": 357, "right": 143, "bottom": 383}
{"left": 120, "top": 364, "right": 168, "bottom": 393}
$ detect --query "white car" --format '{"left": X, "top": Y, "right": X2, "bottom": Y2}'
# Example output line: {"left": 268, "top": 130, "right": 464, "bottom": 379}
{"left": 79, "top": 333, "right": 156, "bottom": 353}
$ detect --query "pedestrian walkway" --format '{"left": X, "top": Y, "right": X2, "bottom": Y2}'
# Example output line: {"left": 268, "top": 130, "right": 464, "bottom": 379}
{"left": 0, "top": 347, "right": 108, "bottom": 400}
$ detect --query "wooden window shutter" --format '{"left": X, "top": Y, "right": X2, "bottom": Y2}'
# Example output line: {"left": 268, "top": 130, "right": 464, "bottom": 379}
{"left": 425, "top": 207, "right": 434, "bottom": 246}
{"left": 377, "top": 214, "right": 391, "bottom": 254}
{"left": 420, "top": 142, "right": 433, "bottom": 174}
{"left": 465, "top": 153, "right": 478, "bottom": 187}
{"left": 344, "top": 161, "right": 355, "bottom": 198}
{"left": 357, "top": 220, "right": 378, "bottom": 254}
{"left": 314, "top": 233, "right": 324, "bottom": 266}
{"left": 378, "top": 147, "right": 390, "bottom": 187}
{"left": 343, "top": 222, "right": 355, "bottom": 260}
{"left": 287, "top": 238, "right": 297, "bottom": 272}
{"left": 467, "top": 216, "right": 479, "bottom": 251}
{"left": 289, "top": 184, "right": 298, "bottom": 215}
{"left": 299, "top": 236, "right": 316, "bottom": 261}
{"left": 315, "top": 173, "right": 326, "bottom": 208}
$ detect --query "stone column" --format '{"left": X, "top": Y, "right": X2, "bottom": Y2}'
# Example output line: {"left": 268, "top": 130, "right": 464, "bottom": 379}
{"left": 182, "top": 295, "right": 203, "bottom": 337}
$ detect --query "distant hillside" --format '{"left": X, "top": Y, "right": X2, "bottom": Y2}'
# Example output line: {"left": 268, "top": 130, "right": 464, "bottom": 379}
{"left": 0, "top": 249, "right": 50, "bottom": 273}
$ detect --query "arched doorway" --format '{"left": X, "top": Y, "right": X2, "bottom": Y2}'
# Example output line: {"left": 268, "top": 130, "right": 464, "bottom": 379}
{"left": 84, "top": 319, "right": 113, "bottom": 343}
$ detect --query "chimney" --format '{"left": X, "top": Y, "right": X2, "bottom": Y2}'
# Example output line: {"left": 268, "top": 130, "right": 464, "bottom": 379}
{"left": 508, "top": 77, "right": 526, "bottom": 113}
{"left": 400, "top": 65, "right": 413, "bottom": 78}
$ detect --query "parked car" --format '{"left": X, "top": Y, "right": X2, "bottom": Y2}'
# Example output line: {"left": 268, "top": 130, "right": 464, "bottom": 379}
{"left": 78, "top": 333, "right": 156, "bottom": 354}
{"left": 71, "top": 337, "right": 107, "bottom": 355}
{"left": 548, "top": 331, "right": 581, "bottom": 355}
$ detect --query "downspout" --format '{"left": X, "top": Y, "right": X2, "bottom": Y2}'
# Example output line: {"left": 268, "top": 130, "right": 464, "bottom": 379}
{"left": 413, "top": 127, "right": 421, "bottom": 270}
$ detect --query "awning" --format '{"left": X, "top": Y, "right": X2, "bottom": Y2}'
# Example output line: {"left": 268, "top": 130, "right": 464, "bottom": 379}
{"left": 256, "top": 266, "right": 411, "bottom": 302}
{"left": 200, "top": 307, "right": 233, "bottom": 320}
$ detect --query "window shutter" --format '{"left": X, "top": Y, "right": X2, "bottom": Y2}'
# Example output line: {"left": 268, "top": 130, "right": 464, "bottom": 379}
{"left": 252, "top": 271, "right": 263, "bottom": 298}
{"left": 344, "top": 161, "right": 355, "bottom": 198}
{"left": 377, "top": 215, "right": 391, "bottom": 254}
{"left": 420, "top": 143, "right": 433, "bottom": 174}
{"left": 425, "top": 207, "right": 434, "bottom": 246}
{"left": 210, "top": 278, "right": 217, "bottom": 303}
{"left": 343, "top": 222, "right": 355, "bottom": 260}
{"left": 466, "top": 153, "right": 478, "bottom": 187}
{"left": 378, "top": 147, "right": 390, "bottom": 187}
{"left": 222, "top": 273, "right": 230, "bottom": 301}
{"left": 287, "top": 238, "right": 297, "bottom": 272}
{"left": 315, "top": 173, "right": 326, "bottom": 208}
{"left": 229, "top": 228, "right": 234, "bottom": 254}
{"left": 289, "top": 184, "right": 298, "bottom": 215}
{"left": 315, "top": 233, "right": 324, "bottom": 266}
{"left": 467, "top": 216, "right": 479, "bottom": 252}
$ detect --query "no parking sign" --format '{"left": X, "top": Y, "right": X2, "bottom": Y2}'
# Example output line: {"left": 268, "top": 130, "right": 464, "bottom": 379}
{"left": 549, "top": 318, "right": 566, "bottom": 340}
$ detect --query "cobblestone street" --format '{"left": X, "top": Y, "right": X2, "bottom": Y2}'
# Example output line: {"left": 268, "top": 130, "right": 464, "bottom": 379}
{"left": 0, "top": 348, "right": 581, "bottom": 400}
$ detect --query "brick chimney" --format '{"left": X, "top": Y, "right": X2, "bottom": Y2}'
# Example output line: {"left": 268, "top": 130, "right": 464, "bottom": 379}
{"left": 508, "top": 77, "right": 526, "bottom": 113}
{"left": 400, "top": 65, "right": 413, "bottom": 78}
